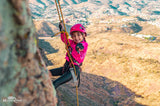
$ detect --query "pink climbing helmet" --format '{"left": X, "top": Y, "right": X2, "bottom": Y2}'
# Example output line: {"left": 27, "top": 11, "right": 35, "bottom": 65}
{"left": 70, "top": 24, "right": 87, "bottom": 36}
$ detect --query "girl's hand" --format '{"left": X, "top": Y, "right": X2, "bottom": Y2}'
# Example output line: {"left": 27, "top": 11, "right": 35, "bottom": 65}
{"left": 76, "top": 43, "right": 84, "bottom": 53}
{"left": 59, "top": 21, "right": 64, "bottom": 31}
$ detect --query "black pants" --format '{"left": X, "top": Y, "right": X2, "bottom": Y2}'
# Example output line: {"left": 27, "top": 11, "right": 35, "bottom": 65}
{"left": 50, "top": 61, "right": 80, "bottom": 89}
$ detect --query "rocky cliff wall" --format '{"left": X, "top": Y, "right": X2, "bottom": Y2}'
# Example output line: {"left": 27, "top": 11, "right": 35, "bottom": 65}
{"left": 0, "top": 0, "right": 56, "bottom": 105}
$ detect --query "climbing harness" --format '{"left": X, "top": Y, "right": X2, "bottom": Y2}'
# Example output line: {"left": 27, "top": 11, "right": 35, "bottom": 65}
{"left": 70, "top": 67, "right": 78, "bottom": 85}
{"left": 53, "top": 0, "right": 79, "bottom": 105}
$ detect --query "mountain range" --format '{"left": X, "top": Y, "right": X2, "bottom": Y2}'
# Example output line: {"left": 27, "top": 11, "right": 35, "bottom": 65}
{"left": 29, "top": 0, "right": 160, "bottom": 20}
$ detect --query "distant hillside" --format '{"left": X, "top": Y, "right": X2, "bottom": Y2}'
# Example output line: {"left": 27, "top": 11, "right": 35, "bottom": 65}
{"left": 33, "top": 20, "right": 72, "bottom": 37}
{"left": 29, "top": 0, "right": 160, "bottom": 20}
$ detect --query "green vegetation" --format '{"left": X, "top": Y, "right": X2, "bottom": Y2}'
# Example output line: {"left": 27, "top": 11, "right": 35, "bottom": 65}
{"left": 137, "top": 57, "right": 160, "bottom": 75}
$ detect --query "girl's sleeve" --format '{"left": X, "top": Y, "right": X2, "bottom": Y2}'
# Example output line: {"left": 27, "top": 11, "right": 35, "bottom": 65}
{"left": 61, "top": 33, "right": 68, "bottom": 44}
{"left": 61, "top": 33, "right": 72, "bottom": 45}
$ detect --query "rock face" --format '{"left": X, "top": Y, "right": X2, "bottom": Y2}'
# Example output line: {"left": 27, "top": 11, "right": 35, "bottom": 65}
{"left": 0, "top": 0, "right": 56, "bottom": 106}
{"left": 121, "top": 23, "right": 142, "bottom": 33}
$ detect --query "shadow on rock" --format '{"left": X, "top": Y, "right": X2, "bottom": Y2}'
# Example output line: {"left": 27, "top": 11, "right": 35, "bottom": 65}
{"left": 56, "top": 72, "right": 145, "bottom": 106}
{"left": 38, "top": 39, "right": 58, "bottom": 54}
{"left": 39, "top": 47, "right": 53, "bottom": 66}
{"left": 38, "top": 39, "right": 58, "bottom": 66}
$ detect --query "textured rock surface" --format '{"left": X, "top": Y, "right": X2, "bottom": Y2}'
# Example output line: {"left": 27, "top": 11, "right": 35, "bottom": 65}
{"left": 0, "top": 0, "right": 56, "bottom": 106}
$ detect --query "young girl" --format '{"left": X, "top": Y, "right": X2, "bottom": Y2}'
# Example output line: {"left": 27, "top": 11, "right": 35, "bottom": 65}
{"left": 50, "top": 23, "right": 88, "bottom": 89}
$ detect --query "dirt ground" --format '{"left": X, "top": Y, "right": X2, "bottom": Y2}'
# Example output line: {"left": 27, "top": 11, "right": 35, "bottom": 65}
{"left": 38, "top": 18, "right": 160, "bottom": 105}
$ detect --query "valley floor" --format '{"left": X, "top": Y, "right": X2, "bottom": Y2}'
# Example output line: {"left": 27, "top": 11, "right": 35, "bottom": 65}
{"left": 39, "top": 31, "right": 160, "bottom": 106}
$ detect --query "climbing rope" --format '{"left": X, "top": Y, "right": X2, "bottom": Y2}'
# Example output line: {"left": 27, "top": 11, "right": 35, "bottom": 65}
{"left": 53, "top": 0, "right": 79, "bottom": 106}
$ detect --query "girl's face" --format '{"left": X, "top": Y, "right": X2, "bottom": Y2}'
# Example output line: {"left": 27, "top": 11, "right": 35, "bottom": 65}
{"left": 71, "top": 32, "right": 84, "bottom": 43}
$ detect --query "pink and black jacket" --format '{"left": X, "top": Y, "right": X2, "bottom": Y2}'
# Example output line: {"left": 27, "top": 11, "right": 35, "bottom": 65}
{"left": 61, "top": 33, "right": 88, "bottom": 66}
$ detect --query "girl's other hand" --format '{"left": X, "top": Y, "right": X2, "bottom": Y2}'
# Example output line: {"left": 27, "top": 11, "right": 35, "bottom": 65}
{"left": 76, "top": 43, "right": 84, "bottom": 53}
{"left": 59, "top": 21, "right": 64, "bottom": 31}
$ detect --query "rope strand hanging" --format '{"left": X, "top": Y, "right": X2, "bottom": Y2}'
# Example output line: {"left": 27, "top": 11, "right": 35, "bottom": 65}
{"left": 53, "top": 0, "right": 79, "bottom": 106}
